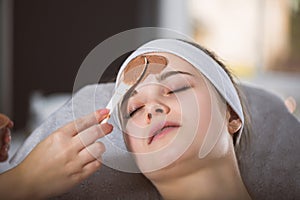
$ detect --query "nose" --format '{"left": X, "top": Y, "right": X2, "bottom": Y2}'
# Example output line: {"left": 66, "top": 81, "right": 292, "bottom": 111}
{"left": 146, "top": 103, "right": 170, "bottom": 121}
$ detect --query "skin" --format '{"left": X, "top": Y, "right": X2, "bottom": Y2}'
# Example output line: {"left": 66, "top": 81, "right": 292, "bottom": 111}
{"left": 0, "top": 109, "right": 113, "bottom": 199}
{"left": 121, "top": 52, "right": 251, "bottom": 200}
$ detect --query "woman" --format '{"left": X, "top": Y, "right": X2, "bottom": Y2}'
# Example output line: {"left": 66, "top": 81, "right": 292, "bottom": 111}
{"left": 115, "top": 39, "right": 251, "bottom": 199}
{"left": 1, "top": 38, "right": 251, "bottom": 199}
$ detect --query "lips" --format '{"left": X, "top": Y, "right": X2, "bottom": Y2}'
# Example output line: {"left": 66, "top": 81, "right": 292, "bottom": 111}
{"left": 148, "top": 121, "right": 181, "bottom": 144}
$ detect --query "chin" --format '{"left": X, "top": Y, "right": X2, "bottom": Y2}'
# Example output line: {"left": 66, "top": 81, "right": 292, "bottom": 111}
{"left": 140, "top": 145, "right": 201, "bottom": 183}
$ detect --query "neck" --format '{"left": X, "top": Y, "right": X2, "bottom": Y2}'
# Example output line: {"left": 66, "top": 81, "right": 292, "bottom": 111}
{"left": 151, "top": 151, "right": 251, "bottom": 200}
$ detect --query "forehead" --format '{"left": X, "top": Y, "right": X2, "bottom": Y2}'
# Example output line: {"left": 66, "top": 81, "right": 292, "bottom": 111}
{"left": 144, "top": 52, "right": 198, "bottom": 73}
{"left": 120, "top": 52, "right": 201, "bottom": 86}
{"left": 131, "top": 52, "right": 204, "bottom": 91}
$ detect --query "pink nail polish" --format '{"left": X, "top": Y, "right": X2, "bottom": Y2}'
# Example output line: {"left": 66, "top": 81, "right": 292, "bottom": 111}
{"left": 99, "top": 109, "right": 110, "bottom": 115}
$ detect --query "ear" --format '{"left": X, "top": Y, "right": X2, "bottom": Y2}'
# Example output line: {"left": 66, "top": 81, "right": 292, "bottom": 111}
{"left": 227, "top": 106, "right": 242, "bottom": 135}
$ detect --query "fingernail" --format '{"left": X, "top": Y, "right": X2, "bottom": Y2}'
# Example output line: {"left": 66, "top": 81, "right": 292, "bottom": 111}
{"left": 3, "top": 144, "right": 9, "bottom": 152}
{"left": 101, "top": 123, "right": 113, "bottom": 134}
{"left": 8, "top": 121, "right": 14, "bottom": 128}
{"left": 4, "top": 134, "right": 11, "bottom": 144}
{"left": 99, "top": 109, "right": 110, "bottom": 115}
{"left": 4, "top": 130, "right": 11, "bottom": 143}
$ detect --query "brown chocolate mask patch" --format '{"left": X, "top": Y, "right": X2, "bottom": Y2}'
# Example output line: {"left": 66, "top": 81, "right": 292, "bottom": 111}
{"left": 122, "top": 55, "right": 168, "bottom": 85}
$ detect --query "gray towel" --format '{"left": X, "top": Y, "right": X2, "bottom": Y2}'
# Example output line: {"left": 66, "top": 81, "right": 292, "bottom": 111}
{"left": 9, "top": 83, "right": 300, "bottom": 200}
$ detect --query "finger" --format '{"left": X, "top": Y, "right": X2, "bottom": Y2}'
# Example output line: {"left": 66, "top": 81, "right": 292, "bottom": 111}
{"left": 3, "top": 128, "right": 11, "bottom": 144}
{"left": 7, "top": 120, "right": 14, "bottom": 129}
{"left": 81, "top": 159, "right": 102, "bottom": 179}
{"left": 78, "top": 142, "right": 105, "bottom": 165}
{"left": 59, "top": 109, "right": 110, "bottom": 136}
{"left": 0, "top": 154, "right": 8, "bottom": 162}
{"left": 0, "top": 143, "right": 9, "bottom": 153}
{"left": 70, "top": 159, "right": 102, "bottom": 184}
{"left": 0, "top": 143, "right": 9, "bottom": 162}
{"left": 75, "top": 123, "right": 113, "bottom": 150}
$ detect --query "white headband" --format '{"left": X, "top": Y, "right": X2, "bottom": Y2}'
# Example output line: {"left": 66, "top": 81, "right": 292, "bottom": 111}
{"left": 116, "top": 39, "right": 244, "bottom": 144}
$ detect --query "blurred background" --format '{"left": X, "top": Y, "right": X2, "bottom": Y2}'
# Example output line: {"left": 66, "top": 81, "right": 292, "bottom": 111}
{"left": 0, "top": 0, "right": 299, "bottom": 161}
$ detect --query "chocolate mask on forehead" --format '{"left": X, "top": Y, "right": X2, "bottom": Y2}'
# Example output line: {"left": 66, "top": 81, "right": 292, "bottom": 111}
{"left": 121, "top": 55, "right": 168, "bottom": 85}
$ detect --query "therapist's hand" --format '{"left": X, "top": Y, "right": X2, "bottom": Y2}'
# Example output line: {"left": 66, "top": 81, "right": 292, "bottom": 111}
{"left": 13, "top": 109, "right": 113, "bottom": 199}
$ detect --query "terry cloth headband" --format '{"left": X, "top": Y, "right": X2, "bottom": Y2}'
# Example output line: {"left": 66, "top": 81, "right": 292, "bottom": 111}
{"left": 116, "top": 39, "right": 244, "bottom": 145}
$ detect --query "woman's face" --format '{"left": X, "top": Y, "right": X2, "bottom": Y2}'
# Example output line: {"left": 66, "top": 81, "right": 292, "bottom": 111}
{"left": 119, "top": 52, "right": 229, "bottom": 174}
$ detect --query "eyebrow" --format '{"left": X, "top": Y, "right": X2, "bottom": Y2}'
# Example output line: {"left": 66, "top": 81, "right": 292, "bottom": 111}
{"left": 158, "top": 70, "right": 194, "bottom": 81}
{"left": 128, "top": 70, "right": 193, "bottom": 98}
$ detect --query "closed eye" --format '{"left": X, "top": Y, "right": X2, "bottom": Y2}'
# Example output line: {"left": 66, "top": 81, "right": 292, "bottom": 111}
{"left": 167, "top": 85, "right": 191, "bottom": 95}
{"left": 126, "top": 105, "right": 144, "bottom": 118}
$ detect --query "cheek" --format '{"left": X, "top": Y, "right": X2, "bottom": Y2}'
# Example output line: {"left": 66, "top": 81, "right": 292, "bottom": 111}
{"left": 181, "top": 87, "right": 211, "bottom": 135}
{"left": 123, "top": 133, "right": 140, "bottom": 153}
{"left": 195, "top": 92, "right": 212, "bottom": 136}
{"left": 177, "top": 86, "right": 213, "bottom": 160}
{"left": 197, "top": 84, "right": 229, "bottom": 159}
{"left": 123, "top": 124, "right": 147, "bottom": 153}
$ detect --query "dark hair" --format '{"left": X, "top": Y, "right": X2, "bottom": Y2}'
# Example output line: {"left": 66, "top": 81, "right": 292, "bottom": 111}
{"left": 179, "top": 39, "right": 251, "bottom": 154}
